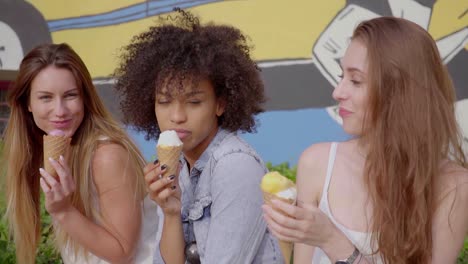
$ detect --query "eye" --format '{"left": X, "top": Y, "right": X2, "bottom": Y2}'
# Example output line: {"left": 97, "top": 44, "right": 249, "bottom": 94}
{"left": 351, "top": 80, "right": 361, "bottom": 85}
{"left": 39, "top": 95, "right": 52, "bottom": 100}
{"left": 188, "top": 100, "right": 201, "bottom": 105}
{"left": 157, "top": 99, "right": 170, "bottom": 104}
{"left": 65, "top": 93, "right": 79, "bottom": 98}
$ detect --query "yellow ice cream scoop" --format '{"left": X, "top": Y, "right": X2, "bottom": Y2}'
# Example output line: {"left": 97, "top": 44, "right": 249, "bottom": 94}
{"left": 260, "top": 171, "right": 294, "bottom": 194}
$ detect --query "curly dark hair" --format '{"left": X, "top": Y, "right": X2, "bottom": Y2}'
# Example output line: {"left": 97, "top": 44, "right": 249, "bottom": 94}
{"left": 114, "top": 8, "right": 265, "bottom": 140}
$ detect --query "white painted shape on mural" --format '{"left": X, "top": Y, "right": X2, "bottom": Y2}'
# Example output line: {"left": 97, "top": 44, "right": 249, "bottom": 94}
{"left": 436, "top": 28, "right": 468, "bottom": 64}
{"left": 312, "top": 5, "right": 379, "bottom": 88}
{"left": 259, "top": 59, "right": 314, "bottom": 68}
{"left": 0, "top": 21, "right": 23, "bottom": 70}
{"left": 388, "top": 0, "right": 431, "bottom": 28}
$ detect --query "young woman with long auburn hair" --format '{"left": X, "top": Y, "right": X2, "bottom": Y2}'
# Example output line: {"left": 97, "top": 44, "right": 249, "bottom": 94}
{"left": 3, "top": 43, "right": 156, "bottom": 263}
{"left": 263, "top": 17, "right": 468, "bottom": 264}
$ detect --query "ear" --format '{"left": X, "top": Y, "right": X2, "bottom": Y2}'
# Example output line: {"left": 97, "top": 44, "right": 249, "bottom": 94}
{"left": 28, "top": 104, "right": 32, "bottom": 112}
{"left": 216, "top": 97, "right": 226, "bottom": 117}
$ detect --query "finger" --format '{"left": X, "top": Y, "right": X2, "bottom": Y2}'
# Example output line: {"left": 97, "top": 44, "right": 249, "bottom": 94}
{"left": 144, "top": 165, "right": 161, "bottom": 185}
{"left": 40, "top": 177, "right": 52, "bottom": 194}
{"left": 144, "top": 163, "right": 168, "bottom": 184}
{"left": 48, "top": 157, "right": 67, "bottom": 181}
{"left": 268, "top": 223, "right": 297, "bottom": 242}
{"left": 156, "top": 184, "right": 178, "bottom": 202}
{"left": 57, "top": 155, "right": 75, "bottom": 194}
{"left": 265, "top": 202, "right": 305, "bottom": 231}
{"left": 40, "top": 167, "right": 64, "bottom": 200}
{"left": 263, "top": 212, "right": 297, "bottom": 242}
{"left": 144, "top": 161, "right": 158, "bottom": 175}
{"left": 148, "top": 174, "right": 175, "bottom": 195}
{"left": 272, "top": 199, "right": 308, "bottom": 220}
{"left": 264, "top": 213, "right": 303, "bottom": 242}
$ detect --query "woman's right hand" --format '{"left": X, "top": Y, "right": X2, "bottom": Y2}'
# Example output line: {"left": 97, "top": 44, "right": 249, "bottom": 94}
{"left": 144, "top": 160, "right": 181, "bottom": 215}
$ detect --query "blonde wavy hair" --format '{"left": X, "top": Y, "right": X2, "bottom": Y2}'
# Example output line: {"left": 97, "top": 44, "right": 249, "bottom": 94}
{"left": 354, "top": 17, "right": 467, "bottom": 263}
{"left": 3, "top": 43, "right": 146, "bottom": 263}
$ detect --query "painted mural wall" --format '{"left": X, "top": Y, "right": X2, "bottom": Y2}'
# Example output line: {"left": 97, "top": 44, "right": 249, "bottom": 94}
{"left": 1, "top": 0, "right": 467, "bottom": 165}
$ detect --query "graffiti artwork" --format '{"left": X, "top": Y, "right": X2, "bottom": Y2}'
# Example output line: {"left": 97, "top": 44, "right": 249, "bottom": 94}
{"left": 1, "top": 0, "right": 466, "bottom": 164}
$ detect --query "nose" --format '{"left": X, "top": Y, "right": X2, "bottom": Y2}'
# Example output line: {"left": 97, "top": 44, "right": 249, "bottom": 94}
{"left": 332, "top": 79, "right": 348, "bottom": 102}
{"left": 54, "top": 98, "right": 69, "bottom": 117}
{"left": 170, "top": 103, "right": 187, "bottom": 124}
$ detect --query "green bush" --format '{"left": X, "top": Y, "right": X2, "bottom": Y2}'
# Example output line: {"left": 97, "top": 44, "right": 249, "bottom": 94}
{"left": 0, "top": 140, "right": 62, "bottom": 263}
{"left": 266, "top": 162, "right": 468, "bottom": 264}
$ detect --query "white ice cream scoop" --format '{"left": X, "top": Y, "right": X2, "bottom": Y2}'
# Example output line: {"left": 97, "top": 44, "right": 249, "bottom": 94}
{"left": 157, "top": 130, "right": 183, "bottom": 146}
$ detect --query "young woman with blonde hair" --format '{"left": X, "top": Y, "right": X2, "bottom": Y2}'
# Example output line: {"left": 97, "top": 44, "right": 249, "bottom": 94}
{"left": 3, "top": 43, "right": 155, "bottom": 263}
{"left": 263, "top": 17, "right": 468, "bottom": 263}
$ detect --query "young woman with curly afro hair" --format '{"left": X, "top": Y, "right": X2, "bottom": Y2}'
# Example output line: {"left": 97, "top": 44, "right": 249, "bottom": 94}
{"left": 114, "top": 8, "right": 284, "bottom": 264}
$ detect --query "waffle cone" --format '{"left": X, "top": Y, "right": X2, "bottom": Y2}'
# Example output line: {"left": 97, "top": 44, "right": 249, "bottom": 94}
{"left": 157, "top": 144, "right": 183, "bottom": 177}
{"left": 43, "top": 135, "right": 71, "bottom": 178}
{"left": 263, "top": 191, "right": 295, "bottom": 264}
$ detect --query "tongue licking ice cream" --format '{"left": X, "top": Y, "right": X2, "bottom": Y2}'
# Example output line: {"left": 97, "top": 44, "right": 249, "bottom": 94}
{"left": 43, "top": 129, "right": 71, "bottom": 178}
{"left": 157, "top": 130, "right": 183, "bottom": 178}
{"left": 260, "top": 171, "right": 297, "bottom": 264}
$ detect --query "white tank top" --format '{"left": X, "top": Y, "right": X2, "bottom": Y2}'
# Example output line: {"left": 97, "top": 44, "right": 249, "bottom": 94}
{"left": 312, "top": 143, "right": 382, "bottom": 264}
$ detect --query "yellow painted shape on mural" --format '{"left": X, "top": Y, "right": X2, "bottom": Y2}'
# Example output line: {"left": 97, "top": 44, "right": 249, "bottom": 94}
{"left": 52, "top": 0, "right": 345, "bottom": 78}
{"left": 191, "top": 0, "right": 345, "bottom": 61}
{"left": 428, "top": 0, "right": 468, "bottom": 40}
{"left": 28, "top": 0, "right": 144, "bottom": 20}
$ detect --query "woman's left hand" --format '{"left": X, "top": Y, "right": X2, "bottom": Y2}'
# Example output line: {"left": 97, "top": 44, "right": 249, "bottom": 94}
{"left": 39, "top": 155, "right": 76, "bottom": 217}
{"left": 262, "top": 199, "right": 338, "bottom": 248}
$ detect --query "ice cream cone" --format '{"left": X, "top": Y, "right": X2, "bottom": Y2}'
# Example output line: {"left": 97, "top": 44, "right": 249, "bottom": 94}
{"left": 263, "top": 191, "right": 295, "bottom": 264}
{"left": 43, "top": 135, "right": 71, "bottom": 178}
{"left": 157, "top": 144, "right": 183, "bottom": 178}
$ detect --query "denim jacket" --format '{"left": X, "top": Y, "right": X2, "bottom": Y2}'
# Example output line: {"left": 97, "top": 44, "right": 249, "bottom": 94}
{"left": 153, "top": 129, "right": 283, "bottom": 264}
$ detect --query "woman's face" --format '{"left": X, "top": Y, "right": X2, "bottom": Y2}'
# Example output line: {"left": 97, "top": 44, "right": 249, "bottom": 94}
{"left": 28, "top": 65, "right": 84, "bottom": 138}
{"left": 332, "top": 39, "right": 369, "bottom": 136}
{"left": 155, "top": 78, "right": 225, "bottom": 159}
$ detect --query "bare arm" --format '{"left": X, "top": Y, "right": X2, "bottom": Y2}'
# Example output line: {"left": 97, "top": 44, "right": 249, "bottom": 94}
{"left": 42, "top": 143, "right": 142, "bottom": 263}
{"left": 431, "top": 170, "right": 468, "bottom": 263}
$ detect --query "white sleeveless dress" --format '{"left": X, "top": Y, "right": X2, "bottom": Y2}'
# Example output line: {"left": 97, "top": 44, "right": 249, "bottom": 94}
{"left": 312, "top": 143, "right": 383, "bottom": 264}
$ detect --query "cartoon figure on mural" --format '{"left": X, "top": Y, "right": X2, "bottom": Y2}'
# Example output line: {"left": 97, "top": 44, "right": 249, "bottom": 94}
{"left": 1, "top": 0, "right": 467, "bottom": 163}
{"left": 0, "top": 0, "right": 51, "bottom": 70}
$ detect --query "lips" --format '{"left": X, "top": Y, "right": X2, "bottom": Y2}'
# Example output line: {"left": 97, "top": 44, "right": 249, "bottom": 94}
{"left": 51, "top": 119, "right": 72, "bottom": 129}
{"left": 173, "top": 129, "right": 191, "bottom": 140}
{"left": 338, "top": 108, "right": 353, "bottom": 118}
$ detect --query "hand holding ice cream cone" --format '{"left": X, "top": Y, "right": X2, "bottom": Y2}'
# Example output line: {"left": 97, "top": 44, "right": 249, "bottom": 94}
{"left": 43, "top": 130, "right": 71, "bottom": 178}
{"left": 260, "top": 171, "right": 297, "bottom": 264}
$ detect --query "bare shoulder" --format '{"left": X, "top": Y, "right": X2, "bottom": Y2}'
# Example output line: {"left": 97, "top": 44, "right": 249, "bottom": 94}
{"left": 92, "top": 143, "right": 135, "bottom": 193}
{"left": 296, "top": 142, "right": 334, "bottom": 205}
{"left": 93, "top": 143, "right": 130, "bottom": 165}
{"left": 436, "top": 161, "right": 468, "bottom": 201}
{"left": 431, "top": 161, "right": 468, "bottom": 262}
{"left": 299, "top": 142, "right": 334, "bottom": 164}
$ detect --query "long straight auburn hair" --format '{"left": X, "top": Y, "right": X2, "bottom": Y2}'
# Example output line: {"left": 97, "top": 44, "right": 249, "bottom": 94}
{"left": 3, "top": 43, "right": 146, "bottom": 263}
{"left": 353, "top": 17, "right": 467, "bottom": 263}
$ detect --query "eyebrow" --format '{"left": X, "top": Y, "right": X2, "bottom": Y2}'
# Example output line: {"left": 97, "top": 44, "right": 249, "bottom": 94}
{"left": 185, "top": 90, "right": 204, "bottom": 97}
{"left": 158, "top": 90, "right": 204, "bottom": 97}
{"left": 35, "top": 88, "right": 79, "bottom": 94}
{"left": 338, "top": 62, "right": 365, "bottom": 74}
